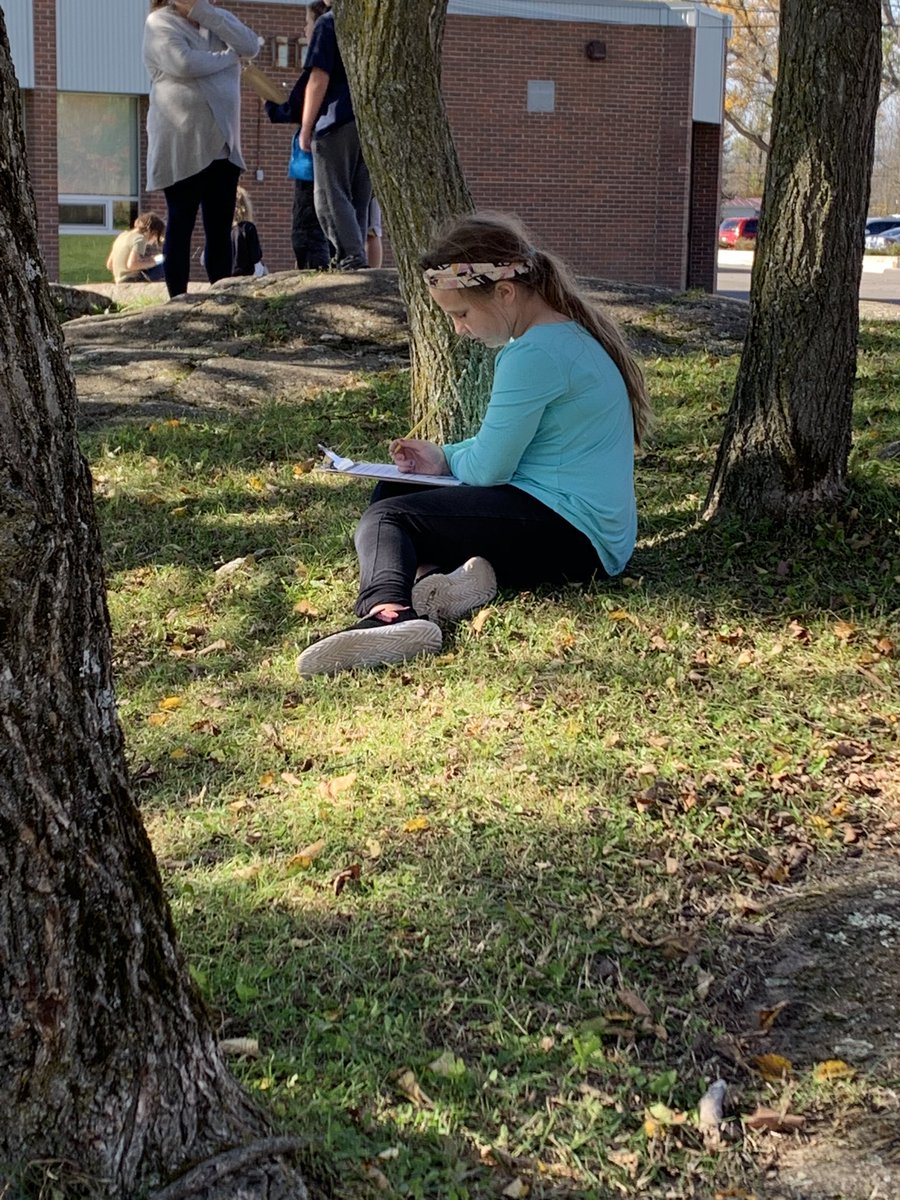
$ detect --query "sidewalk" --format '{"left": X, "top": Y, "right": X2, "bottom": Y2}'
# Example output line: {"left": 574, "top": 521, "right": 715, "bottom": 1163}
{"left": 718, "top": 248, "right": 900, "bottom": 274}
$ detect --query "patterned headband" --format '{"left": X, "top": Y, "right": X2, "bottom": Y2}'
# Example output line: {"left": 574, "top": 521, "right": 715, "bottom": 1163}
{"left": 423, "top": 260, "right": 531, "bottom": 290}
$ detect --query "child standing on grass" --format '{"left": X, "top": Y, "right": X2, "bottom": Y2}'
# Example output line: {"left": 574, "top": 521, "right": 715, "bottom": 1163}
{"left": 297, "top": 211, "right": 650, "bottom": 677}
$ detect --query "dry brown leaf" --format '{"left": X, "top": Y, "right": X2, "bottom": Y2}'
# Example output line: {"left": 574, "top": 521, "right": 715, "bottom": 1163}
{"left": 788, "top": 620, "right": 811, "bottom": 644}
{"left": 360, "top": 1161, "right": 391, "bottom": 1191}
{"left": 332, "top": 862, "right": 361, "bottom": 896}
{"left": 197, "top": 638, "right": 229, "bottom": 656}
{"left": 470, "top": 606, "right": 493, "bottom": 634}
{"left": 190, "top": 719, "right": 221, "bottom": 735}
{"left": 758, "top": 1001, "right": 789, "bottom": 1031}
{"left": 502, "top": 1178, "right": 529, "bottom": 1198}
{"left": 744, "top": 1105, "right": 805, "bottom": 1133}
{"left": 148, "top": 712, "right": 169, "bottom": 726}
{"left": 752, "top": 1053, "right": 793, "bottom": 1081}
{"left": 280, "top": 771, "right": 304, "bottom": 787}
{"left": 607, "top": 608, "right": 639, "bottom": 626}
{"left": 258, "top": 771, "right": 276, "bottom": 787}
{"left": 318, "top": 771, "right": 357, "bottom": 800}
{"left": 218, "top": 1037, "right": 260, "bottom": 1058}
{"left": 394, "top": 1068, "right": 434, "bottom": 1109}
{"left": 834, "top": 620, "right": 856, "bottom": 642}
{"left": 812, "top": 1059, "right": 854, "bottom": 1083}
{"left": 365, "top": 838, "right": 383, "bottom": 859}
{"left": 618, "top": 988, "right": 651, "bottom": 1017}
{"left": 292, "top": 459, "right": 318, "bottom": 478}
{"left": 293, "top": 599, "right": 320, "bottom": 617}
{"left": 287, "top": 839, "right": 326, "bottom": 869}
{"left": 875, "top": 636, "right": 896, "bottom": 656}
{"left": 158, "top": 696, "right": 183, "bottom": 711}
{"left": 607, "top": 1148, "right": 639, "bottom": 1176}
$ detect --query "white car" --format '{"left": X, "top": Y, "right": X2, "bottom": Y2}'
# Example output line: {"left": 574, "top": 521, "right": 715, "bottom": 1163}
{"left": 865, "top": 224, "right": 900, "bottom": 250}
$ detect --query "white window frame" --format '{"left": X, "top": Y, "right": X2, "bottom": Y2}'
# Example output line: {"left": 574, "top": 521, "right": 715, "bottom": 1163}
{"left": 58, "top": 194, "right": 141, "bottom": 235}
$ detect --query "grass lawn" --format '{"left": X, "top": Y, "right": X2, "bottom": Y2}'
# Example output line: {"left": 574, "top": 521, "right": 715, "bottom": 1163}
{"left": 80, "top": 331, "right": 900, "bottom": 1199}
{"left": 59, "top": 233, "right": 112, "bottom": 284}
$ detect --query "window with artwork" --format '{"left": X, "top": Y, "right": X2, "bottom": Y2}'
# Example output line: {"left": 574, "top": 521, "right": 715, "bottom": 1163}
{"left": 57, "top": 93, "right": 139, "bottom": 231}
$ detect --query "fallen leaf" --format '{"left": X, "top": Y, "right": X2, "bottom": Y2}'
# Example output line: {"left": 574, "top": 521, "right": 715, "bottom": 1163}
{"left": 318, "top": 771, "right": 357, "bottom": 800}
{"left": 403, "top": 816, "right": 430, "bottom": 833}
{"left": 190, "top": 719, "right": 221, "bottom": 735}
{"left": 280, "top": 771, "right": 305, "bottom": 787}
{"left": 360, "top": 1162, "right": 391, "bottom": 1191}
{"left": 197, "top": 638, "right": 228, "bottom": 656}
{"left": 148, "top": 712, "right": 169, "bottom": 726}
{"left": 169, "top": 747, "right": 189, "bottom": 760}
{"left": 218, "top": 1037, "right": 260, "bottom": 1058}
{"left": 332, "top": 862, "right": 361, "bottom": 896}
{"left": 607, "top": 1148, "right": 639, "bottom": 1176}
{"left": 744, "top": 1105, "right": 805, "bottom": 1133}
{"left": 293, "top": 599, "right": 320, "bottom": 617}
{"left": 608, "top": 608, "right": 639, "bottom": 626}
{"left": 618, "top": 987, "right": 652, "bottom": 1017}
{"left": 158, "top": 696, "right": 183, "bottom": 711}
{"left": 365, "top": 838, "right": 383, "bottom": 859}
{"left": 752, "top": 1053, "right": 792, "bottom": 1081}
{"left": 502, "top": 1179, "right": 529, "bottom": 1198}
{"left": 288, "top": 839, "right": 326, "bottom": 869}
{"left": 292, "top": 458, "right": 317, "bottom": 477}
{"left": 214, "top": 555, "right": 254, "bottom": 578}
{"left": 428, "top": 1049, "right": 467, "bottom": 1077}
{"left": 813, "top": 1059, "right": 854, "bottom": 1083}
{"left": 834, "top": 620, "right": 856, "bottom": 642}
{"left": 258, "top": 771, "right": 276, "bottom": 787}
{"left": 394, "top": 1068, "right": 434, "bottom": 1109}
{"left": 875, "top": 636, "right": 895, "bottom": 656}
{"left": 758, "top": 1001, "right": 789, "bottom": 1031}
{"left": 470, "top": 606, "right": 493, "bottom": 634}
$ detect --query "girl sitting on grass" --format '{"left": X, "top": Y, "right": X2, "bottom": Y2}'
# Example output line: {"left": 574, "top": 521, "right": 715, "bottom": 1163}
{"left": 297, "top": 211, "right": 650, "bottom": 677}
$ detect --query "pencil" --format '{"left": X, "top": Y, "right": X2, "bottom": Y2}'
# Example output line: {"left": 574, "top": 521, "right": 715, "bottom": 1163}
{"left": 401, "top": 403, "right": 440, "bottom": 441}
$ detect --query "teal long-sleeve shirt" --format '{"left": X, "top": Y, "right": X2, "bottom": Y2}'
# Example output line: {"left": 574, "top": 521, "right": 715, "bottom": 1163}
{"left": 442, "top": 321, "right": 636, "bottom": 577}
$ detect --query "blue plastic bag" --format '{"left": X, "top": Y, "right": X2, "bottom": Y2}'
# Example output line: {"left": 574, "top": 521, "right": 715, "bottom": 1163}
{"left": 288, "top": 131, "right": 314, "bottom": 181}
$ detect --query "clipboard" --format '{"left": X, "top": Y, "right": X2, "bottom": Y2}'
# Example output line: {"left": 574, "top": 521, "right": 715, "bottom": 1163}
{"left": 241, "top": 62, "right": 287, "bottom": 104}
{"left": 316, "top": 445, "right": 462, "bottom": 487}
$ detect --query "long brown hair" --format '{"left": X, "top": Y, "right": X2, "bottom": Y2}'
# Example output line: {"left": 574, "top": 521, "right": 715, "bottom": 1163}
{"left": 420, "top": 212, "right": 651, "bottom": 447}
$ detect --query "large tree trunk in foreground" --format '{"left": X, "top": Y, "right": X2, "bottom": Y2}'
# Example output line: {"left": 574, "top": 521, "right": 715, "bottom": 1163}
{"left": 0, "top": 21, "right": 307, "bottom": 1199}
{"left": 703, "top": 0, "right": 881, "bottom": 520}
{"left": 336, "top": 0, "right": 494, "bottom": 441}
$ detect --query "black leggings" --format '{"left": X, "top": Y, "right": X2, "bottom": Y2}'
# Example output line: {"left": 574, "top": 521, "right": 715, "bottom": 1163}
{"left": 163, "top": 159, "right": 241, "bottom": 297}
{"left": 353, "top": 482, "right": 605, "bottom": 617}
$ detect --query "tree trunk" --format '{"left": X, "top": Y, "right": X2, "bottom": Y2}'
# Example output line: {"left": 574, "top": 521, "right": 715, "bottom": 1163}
{"left": 0, "top": 21, "right": 307, "bottom": 1200}
{"left": 336, "top": 0, "right": 494, "bottom": 442}
{"left": 703, "top": 0, "right": 881, "bottom": 520}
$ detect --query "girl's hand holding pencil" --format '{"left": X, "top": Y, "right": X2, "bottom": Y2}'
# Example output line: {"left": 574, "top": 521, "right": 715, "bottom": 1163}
{"left": 388, "top": 438, "right": 451, "bottom": 477}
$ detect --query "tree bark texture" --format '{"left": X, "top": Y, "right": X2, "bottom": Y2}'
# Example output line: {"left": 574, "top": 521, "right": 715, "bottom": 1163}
{"left": 335, "top": 0, "right": 495, "bottom": 442}
{"left": 0, "top": 21, "right": 307, "bottom": 1199}
{"left": 703, "top": 0, "right": 881, "bottom": 520}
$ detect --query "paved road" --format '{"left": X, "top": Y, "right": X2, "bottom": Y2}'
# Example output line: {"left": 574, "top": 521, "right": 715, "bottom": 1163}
{"left": 716, "top": 261, "right": 900, "bottom": 309}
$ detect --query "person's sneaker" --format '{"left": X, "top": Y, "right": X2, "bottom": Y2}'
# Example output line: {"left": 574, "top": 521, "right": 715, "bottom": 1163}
{"left": 335, "top": 254, "right": 368, "bottom": 271}
{"left": 411, "top": 557, "right": 497, "bottom": 625}
{"left": 296, "top": 609, "right": 442, "bottom": 677}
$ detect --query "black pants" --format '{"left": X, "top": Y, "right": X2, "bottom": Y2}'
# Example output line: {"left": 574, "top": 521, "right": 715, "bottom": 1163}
{"left": 163, "top": 160, "right": 241, "bottom": 297}
{"left": 353, "top": 482, "right": 605, "bottom": 617}
{"left": 292, "top": 180, "right": 330, "bottom": 269}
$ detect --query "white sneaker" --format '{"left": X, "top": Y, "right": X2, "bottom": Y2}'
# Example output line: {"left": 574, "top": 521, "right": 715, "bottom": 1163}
{"left": 411, "top": 557, "right": 497, "bottom": 625}
{"left": 297, "top": 612, "right": 442, "bottom": 677}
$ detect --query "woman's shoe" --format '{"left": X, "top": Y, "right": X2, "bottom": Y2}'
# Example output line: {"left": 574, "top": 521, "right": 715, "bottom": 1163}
{"left": 296, "top": 609, "right": 442, "bottom": 677}
{"left": 411, "top": 557, "right": 497, "bottom": 625}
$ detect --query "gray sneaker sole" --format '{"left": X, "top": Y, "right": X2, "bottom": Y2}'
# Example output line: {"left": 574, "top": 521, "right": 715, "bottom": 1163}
{"left": 297, "top": 618, "right": 442, "bottom": 677}
{"left": 412, "top": 557, "right": 498, "bottom": 624}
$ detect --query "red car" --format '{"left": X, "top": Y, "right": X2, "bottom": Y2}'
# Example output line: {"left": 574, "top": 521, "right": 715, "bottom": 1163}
{"left": 718, "top": 216, "right": 758, "bottom": 247}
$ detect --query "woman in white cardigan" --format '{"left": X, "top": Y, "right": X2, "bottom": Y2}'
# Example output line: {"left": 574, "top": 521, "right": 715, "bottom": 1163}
{"left": 143, "top": 0, "right": 260, "bottom": 299}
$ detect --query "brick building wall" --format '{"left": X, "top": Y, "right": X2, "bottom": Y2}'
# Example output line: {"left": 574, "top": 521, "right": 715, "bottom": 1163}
{"left": 22, "top": 0, "right": 59, "bottom": 281}
{"left": 686, "top": 121, "right": 721, "bottom": 292}
{"left": 15, "top": 3, "right": 722, "bottom": 291}
{"left": 441, "top": 15, "right": 695, "bottom": 288}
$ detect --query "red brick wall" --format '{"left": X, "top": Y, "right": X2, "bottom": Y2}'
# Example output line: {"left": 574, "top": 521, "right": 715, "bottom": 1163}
{"left": 441, "top": 15, "right": 695, "bottom": 289}
{"left": 19, "top": 3, "right": 720, "bottom": 291}
{"left": 686, "top": 121, "right": 721, "bottom": 292}
{"left": 21, "top": 0, "right": 59, "bottom": 282}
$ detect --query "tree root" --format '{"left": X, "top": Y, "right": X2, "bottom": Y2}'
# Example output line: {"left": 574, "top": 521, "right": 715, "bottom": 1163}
{"left": 147, "top": 1137, "right": 309, "bottom": 1200}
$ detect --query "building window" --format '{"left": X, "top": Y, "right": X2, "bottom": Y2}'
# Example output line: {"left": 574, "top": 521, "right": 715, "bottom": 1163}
{"left": 57, "top": 93, "right": 139, "bottom": 232}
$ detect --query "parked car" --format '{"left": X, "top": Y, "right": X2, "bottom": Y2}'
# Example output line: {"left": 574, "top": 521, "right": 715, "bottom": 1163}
{"left": 864, "top": 218, "right": 900, "bottom": 250}
{"left": 718, "top": 216, "right": 758, "bottom": 247}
